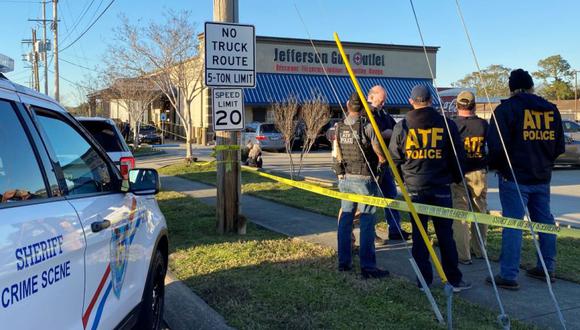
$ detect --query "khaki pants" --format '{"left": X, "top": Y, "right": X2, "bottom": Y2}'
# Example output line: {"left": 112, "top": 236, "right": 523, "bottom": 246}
{"left": 451, "top": 169, "right": 488, "bottom": 261}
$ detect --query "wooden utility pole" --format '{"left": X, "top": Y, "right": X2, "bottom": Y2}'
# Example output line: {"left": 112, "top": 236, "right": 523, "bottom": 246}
{"left": 213, "top": 0, "right": 244, "bottom": 234}
{"left": 52, "top": 0, "right": 59, "bottom": 101}
{"left": 42, "top": 0, "right": 49, "bottom": 95}
{"left": 32, "top": 29, "right": 40, "bottom": 91}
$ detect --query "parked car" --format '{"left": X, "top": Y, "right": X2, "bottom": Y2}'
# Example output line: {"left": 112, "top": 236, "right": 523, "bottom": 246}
{"left": 563, "top": 120, "right": 580, "bottom": 141}
{"left": 242, "top": 122, "right": 285, "bottom": 152}
{"left": 556, "top": 132, "right": 580, "bottom": 166}
{"left": 77, "top": 117, "right": 135, "bottom": 172}
{"left": 0, "top": 76, "right": 168, "bottom": 329}
{"left": 137, "top": 124, "right": 162, "bottom": 145}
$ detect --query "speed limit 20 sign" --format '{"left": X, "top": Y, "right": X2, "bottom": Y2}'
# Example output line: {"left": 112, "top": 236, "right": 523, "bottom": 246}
{"left": 212, "top": 88, "right": 244, "bottom": 131}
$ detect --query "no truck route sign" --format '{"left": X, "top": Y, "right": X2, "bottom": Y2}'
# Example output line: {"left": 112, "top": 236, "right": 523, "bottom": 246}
{"left": 205, "top": 22, "right": 256, "bottom": 88}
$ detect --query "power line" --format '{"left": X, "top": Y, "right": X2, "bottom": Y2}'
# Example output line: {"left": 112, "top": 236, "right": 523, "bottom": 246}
{"left": 60, "top": 0, "right": 96, "bottom": 44}
{"left": 60, "top": 57, "right": 97, "bottom": 71}
{"left": 59, "top": 0, "right": 116, "bottom": 53}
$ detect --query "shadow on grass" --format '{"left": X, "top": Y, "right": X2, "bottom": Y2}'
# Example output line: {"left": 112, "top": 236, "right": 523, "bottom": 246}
{"left": 158, "top": 191, "right": 534, "bottom": 330}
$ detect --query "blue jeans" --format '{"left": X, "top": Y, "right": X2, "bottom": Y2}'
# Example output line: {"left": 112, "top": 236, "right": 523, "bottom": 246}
{"left": 338, "top": 175, "right": 378, "bottom": 270}
{"left": 498, "top": 176, "right": 557, "bottom": 281}
{"left": 409, "top": 185, "right": 463, "bottom": 286}
{"left": 378, "top": 164, "right": 402, "bottom": 235}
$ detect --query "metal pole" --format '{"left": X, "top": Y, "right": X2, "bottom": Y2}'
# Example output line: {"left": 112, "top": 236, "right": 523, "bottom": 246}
{"left": 575, "top": 71, "right": 577, "bottom": 117}
{"left": 214, "top": 0, "right": 243, "bottom": 234}
{"left": 52, "top": 0, "right": 59, "bottom": 101}
{"left": 42, "top": 1, "right": 48, "bottom": 95}
{"left": 32, "top": 29, "right": 40, "bottom": 91}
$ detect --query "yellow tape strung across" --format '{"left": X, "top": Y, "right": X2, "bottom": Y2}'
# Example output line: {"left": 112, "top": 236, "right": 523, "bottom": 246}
{"left": 333, "top": 33, "right": 449, "bottom": 283}
{"left": 244, "top": 167, "right": 580, "bottom": 239}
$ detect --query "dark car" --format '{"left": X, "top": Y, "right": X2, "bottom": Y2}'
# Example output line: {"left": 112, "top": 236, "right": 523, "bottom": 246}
{"left": 137, "top": 125, "right": 162, "bottom": 144}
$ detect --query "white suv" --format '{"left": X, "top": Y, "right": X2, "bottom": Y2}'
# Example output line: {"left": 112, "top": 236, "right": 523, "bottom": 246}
{"left": 0, "top": 77, "right": 168, "bottom": 329}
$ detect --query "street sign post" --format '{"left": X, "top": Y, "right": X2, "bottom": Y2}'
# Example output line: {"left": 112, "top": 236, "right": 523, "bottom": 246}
{"left": 212, "top": 88, "right": 244, "bottom": 131}
{"left": 204, "top": 22, "right": 256, "bottom": 88}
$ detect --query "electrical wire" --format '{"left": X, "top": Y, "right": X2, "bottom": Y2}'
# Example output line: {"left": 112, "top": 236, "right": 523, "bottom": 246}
{"left": 59, "top": 0, "right": 116, "bottom": 53}
{"left": 407, "top": 1, "right": 511, "bottom": 328}
{"left": 60, "top": 0, "right": 97, "bottom": 44}
{"left": 452, "top": 0, "right": 567, "bottom": 328}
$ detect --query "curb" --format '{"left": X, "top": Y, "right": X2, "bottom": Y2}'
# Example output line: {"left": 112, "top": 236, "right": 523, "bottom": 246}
{"left": 164, "top": 270, "right": 232, "bottom": 330}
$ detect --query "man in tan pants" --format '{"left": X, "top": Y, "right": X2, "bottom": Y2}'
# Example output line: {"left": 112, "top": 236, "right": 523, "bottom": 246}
{"left": 451, "top": 91, "right": 489, "bottom": 265}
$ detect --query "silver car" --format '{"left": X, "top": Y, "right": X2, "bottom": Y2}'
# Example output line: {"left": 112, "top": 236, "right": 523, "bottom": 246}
{"left": 242, "top": 122, "right": 285, "bottom": 152}
{"left": 556, "top": 120, "right": 580, "bottom": 166}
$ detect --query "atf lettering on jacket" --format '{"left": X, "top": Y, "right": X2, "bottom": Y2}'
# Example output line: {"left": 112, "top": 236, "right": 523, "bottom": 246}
{"left": 405, "top": 128, "right": 444, "bottom": 159}
{"left": 463, "top": 136, "right": 484, "bottom": 159}
{"left": 340, "top": 129, "right": 355, "bottom": 145}
{"left": 523, "top": 109, "right": 555, "bottom": 141}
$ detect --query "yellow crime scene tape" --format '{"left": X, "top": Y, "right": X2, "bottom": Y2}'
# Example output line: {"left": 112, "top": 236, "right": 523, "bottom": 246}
{"left": 243, "top": 167, "right": 580, "bottom": 239}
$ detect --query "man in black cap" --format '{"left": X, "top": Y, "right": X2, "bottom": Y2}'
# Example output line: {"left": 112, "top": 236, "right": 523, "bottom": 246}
{"left": 487, "top": 69, "right": 565, "bottom": 290}
{"left": 333, "top": 91, "right": 389, "bottom": 279}
{"left": 389, "top": 85, "right": 471, "bottom": 292}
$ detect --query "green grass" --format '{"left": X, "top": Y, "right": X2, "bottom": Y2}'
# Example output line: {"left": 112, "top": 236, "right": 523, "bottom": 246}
{"left": 157, "top": 190, "right": 534, "bottom": 330}
{"left": 159, "top": 162, "right": 340, "bottom": 216}
{"left": 159, "top": 162, "right": 580, "bottom": 283}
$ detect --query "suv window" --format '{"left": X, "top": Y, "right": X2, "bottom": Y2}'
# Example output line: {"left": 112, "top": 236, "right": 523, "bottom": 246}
{"left": 0, "top": 100, "right": 48, "bottom": 204}
{"left": 36, "top": 112, "right": 115, "bottom": 195}
{"left": 80, "top": 120, "right": 125, "bottom": 152}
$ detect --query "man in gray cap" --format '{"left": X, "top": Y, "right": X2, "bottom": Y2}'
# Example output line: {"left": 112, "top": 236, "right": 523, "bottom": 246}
{"left": 389, "top": 85, "right": 471, "bottom": 291}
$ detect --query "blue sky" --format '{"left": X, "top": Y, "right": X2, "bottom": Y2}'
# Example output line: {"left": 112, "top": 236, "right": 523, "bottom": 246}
{"left": 2, "top": 0, "right": 579, "bottom": 106}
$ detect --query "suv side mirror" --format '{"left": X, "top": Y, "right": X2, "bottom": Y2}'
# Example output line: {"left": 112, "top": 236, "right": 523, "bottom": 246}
{"left": 128, "top": 168, "right": 160, "bottom": 195}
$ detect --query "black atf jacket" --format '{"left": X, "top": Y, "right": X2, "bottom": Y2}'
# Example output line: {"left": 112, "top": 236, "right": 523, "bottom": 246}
{"left": 389, "top": 106, "right": 466, "bottom": 191}
{"left": 487, "top": 93, "right": 565, "bottom": 185}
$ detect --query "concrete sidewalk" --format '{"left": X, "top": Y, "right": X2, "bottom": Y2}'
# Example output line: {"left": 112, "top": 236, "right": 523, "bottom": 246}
{"left": 162, "top": 174, "right": 580, "bottom": 329}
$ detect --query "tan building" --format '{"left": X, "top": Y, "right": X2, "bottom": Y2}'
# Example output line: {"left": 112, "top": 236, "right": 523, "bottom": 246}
{"left": 98, "top": 35, "right": 439, "bottom": 144}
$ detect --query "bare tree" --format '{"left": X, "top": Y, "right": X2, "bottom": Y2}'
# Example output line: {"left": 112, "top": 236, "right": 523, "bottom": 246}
{"left": 101, "top": 74, "right": 158, "bottom": 147}
{"left": 297, "top": 94, "right": 330, "bottom": 176}
{"left": 273, "top": 96, "right": 300, "bottom": 179}
{"left": 107, "top": 10, "right": 204, "bottom": 161}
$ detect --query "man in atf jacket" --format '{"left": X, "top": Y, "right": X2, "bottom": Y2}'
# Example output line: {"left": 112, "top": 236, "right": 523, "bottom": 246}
{"left": 333, "top": 91, "right": 389, "bottom": 279}
{"left": 487, "top": 69, "right": 565, "bottom": 290}
{"left": 451, "top": 91, "right": 489, "bottom": 265}
{"left": 389, "top": 85, "right": 471, "bottom": 292}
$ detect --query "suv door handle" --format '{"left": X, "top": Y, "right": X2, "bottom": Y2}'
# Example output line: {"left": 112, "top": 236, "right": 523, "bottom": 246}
{"left": 91, "top": 220, "right": 111, "bottom": 233}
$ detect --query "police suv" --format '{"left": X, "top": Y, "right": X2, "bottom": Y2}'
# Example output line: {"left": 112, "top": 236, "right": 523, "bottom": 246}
{"left": 0, "top": 74, "right": 168, "bottom": 329}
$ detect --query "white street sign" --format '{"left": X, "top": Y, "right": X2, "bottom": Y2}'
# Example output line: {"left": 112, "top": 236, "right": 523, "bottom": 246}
{"left": 205, "top": 22, "right": 256, "bottom": 88}
{"left": 212, "top": 88, "right": 244, "bottom": 131}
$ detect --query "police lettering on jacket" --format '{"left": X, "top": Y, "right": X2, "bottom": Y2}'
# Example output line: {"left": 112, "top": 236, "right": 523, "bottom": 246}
{"left": 487, "top": 93, "right": 565, "bottom": 185}
{"left": 522, "top": 109, "right": 555, "bottom": 141}
{"left": 404, "top": 128, "right": 444, "bottom": 159}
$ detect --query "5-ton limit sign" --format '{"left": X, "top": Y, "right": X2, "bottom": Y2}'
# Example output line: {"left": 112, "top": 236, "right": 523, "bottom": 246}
{"left": 212, "top": 88, "right": 244, "bottom": 131}
{"left": 205, "top": 22, "right": 256, "bottom": 88}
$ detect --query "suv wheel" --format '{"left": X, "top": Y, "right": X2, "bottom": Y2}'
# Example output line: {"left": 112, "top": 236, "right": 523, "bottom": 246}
{"left": 136, "top": 249, "right": 167, "bottom": 330}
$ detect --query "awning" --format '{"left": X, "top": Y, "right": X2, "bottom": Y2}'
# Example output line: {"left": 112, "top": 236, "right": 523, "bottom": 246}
{"left": 243, "top": 73, "right": 439, "bottom": 107}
